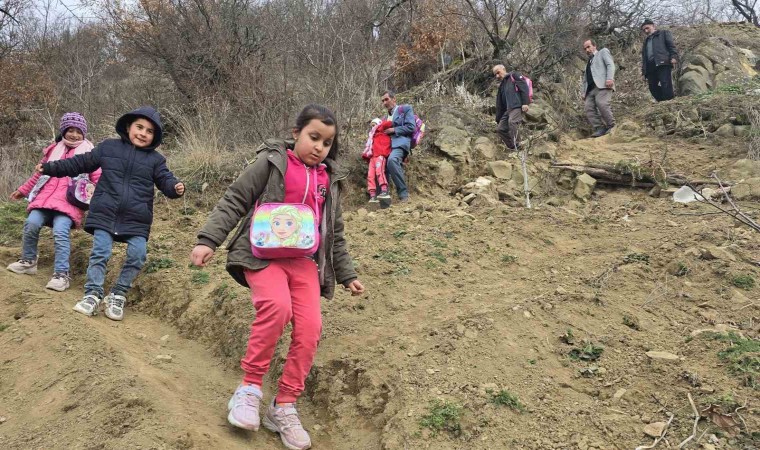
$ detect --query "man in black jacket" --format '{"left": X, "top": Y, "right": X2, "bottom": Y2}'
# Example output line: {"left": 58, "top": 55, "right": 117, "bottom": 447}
{"left": 640, "top": 19, "right": 678, "bottom": 101}
{"left": 493, "top": 64, "right": 530, "bottom": 150}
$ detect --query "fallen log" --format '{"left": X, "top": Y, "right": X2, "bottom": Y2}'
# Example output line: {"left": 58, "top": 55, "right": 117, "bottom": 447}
{"left": 551, "top": 162, "right": 726, "bottom": 187}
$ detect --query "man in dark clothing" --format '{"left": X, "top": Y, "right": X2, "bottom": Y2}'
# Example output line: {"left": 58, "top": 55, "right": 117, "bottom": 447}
{"left": 493, "top": 64, "right": 530, "bottom": 150}
{"left": 640, "top": 19, "right": 678, "bottom": 102}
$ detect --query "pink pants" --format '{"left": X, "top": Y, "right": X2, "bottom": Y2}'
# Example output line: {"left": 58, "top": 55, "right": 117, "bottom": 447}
{"left": 367, "top": 155, "right": 388, "bottom": 196}
{"left": 242, "top": 259, "right": 322, "bottom": 403}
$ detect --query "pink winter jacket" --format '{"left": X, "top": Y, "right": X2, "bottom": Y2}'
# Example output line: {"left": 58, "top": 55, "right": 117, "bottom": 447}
{"left": 17, "top": 142, "right": 102, "bottom": 228}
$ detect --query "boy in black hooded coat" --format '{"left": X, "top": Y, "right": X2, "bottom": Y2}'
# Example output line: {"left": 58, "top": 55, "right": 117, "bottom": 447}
{"left": 40, "top": 106, "right": 185, "bottom": 321}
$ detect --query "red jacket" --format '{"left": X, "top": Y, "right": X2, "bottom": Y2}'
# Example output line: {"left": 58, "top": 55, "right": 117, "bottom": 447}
{"left": 371, "top": 121, "right": 393, "bottom": 158}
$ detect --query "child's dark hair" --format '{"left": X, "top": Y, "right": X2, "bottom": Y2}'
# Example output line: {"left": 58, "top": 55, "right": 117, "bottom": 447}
{"left": 294, "top": 104, "right": 339, "bottom": 160}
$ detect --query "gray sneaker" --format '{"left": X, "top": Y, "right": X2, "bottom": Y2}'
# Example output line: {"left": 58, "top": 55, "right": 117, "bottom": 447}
{"left": 73, "top": 294, "right": 102, "bottom": 316}
{"left": 45, "top": 272, "right": 70, "bottom": 291}
{"left": 104, "top": 293, "right": 127, "bottom": 321}
{"left": 7, "top": 259, "right": 37, "bottom": 275}
{"left": 262, "top": 400, "right": 311, "bottom": 450}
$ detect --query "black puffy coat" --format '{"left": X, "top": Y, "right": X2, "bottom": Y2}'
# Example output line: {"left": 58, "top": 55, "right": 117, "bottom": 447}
{"left": 42, "top": 107, "right": 182, "bottom": 240}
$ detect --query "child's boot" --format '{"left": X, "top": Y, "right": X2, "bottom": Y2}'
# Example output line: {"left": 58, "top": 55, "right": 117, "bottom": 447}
{"left": 377, "top": 189, "right": 391, "bottom": 200}
{"left": 73, "top": 294, "right": 102, "bottom": 316}
{"left": 46, "top": 272, "right": 70, "bottom": 292}
{"left": 263, "top": 399, "right": 311, "bottom": 450}
{"left": 368, "top": 196, "right": 379, "bottom": 203}
{"left": 227, "top": 384, "right": 263, "bottom": 431}
{"left": 104, "top": 293, "right": 127, "bottom": 321}
{"left": 7, "top": 258, "right": 37, "bottom": 275}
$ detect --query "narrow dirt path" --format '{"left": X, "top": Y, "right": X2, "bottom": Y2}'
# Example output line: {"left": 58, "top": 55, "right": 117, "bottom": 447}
{"left": 0, "top": 264, "right": 295, "bottom": 450}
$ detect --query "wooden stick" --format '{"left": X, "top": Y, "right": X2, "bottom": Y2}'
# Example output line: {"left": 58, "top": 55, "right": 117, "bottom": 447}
{"left": 635, "top": 414, "right": 675, "bottom": 450}
{"left": 678, "top": 393, "right": 700, "bottom": 448}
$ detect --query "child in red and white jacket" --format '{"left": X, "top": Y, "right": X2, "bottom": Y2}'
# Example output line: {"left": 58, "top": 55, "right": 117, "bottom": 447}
{"left": 362, "top": 117, "right": 392, "bottom": 203}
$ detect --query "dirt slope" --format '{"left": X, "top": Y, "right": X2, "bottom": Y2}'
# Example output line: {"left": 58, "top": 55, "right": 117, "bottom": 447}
{"left": 0, "top": 263, "right": 302, "bottom": 450}
{"left": 1, "top": 124, "right": 759, "bottom": 450}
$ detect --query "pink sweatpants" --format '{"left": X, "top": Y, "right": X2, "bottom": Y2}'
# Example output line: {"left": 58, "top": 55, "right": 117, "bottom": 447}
{"left": 367, "top": 155, "right": 388, "bottom": 196}
{"left": 242, "top": 259, "right": 322, "bottom": 403}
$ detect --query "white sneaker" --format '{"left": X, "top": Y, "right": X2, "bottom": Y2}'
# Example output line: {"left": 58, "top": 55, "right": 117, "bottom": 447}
{"left": 227, "top": 384, "right": 263, "bottom": 431}
{"left": 7, "top": 259, "right": 37, "bottom": 275}
{"left": 45, "top": 272, "right": 70, "bottom": 291}
{"left": 104, "top": 293, "right": 126, "bottom": 321}
{"left": 263, "top": 400, "right": 312, "bottom": 450}
{"left": 73, "top": 294, "right": 102, "bottom": 316}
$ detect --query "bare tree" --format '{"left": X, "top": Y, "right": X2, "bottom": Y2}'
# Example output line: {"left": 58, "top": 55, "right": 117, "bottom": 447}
{"left": 460, "top": 0, "right": 536, "bottom": 58}
{"left": 730, "top": 0, "right": 759, "bottom": 25}
{"left": 0, "top": 0, "right": 27, "bottom": 58}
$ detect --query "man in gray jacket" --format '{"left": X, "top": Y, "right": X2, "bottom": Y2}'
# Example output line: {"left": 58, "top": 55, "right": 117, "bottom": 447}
{"left": 582, "top": 39, "right": 616, "bottom": 137}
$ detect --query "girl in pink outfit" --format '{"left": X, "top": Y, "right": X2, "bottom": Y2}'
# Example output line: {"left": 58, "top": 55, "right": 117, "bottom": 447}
{"left": 191, "top": 104, "right": 365, "bottom": 450}
{"left": 7, "top": 113, "right": 101, "bottom": 291}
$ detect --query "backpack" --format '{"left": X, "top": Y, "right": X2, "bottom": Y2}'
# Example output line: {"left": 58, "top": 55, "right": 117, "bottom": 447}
{"left": 397, "top": 105, "right": 426, "bottom": 150}
{"left": 510, "top": 72, "right": 534, "bottom": 103}
{"left": 411, "top": 114, "right": 426, "bottom": 149}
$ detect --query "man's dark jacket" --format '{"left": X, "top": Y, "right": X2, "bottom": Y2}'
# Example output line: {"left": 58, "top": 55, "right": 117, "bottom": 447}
{"left": 42, "top": 107, "right": 181, "bottom": 240}
{"left": 641, "top": 30, "right": 678, "bottom": 75}
{"left": 496, "top": 71, "right": 530, "bottom": 123}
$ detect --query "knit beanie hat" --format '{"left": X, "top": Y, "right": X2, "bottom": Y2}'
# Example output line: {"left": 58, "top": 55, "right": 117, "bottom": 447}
{"left": 641, "top": 18, "right": 655, "bottom": 28}
{"left": 60, "top": 112, "right": 88, "bottom": 137}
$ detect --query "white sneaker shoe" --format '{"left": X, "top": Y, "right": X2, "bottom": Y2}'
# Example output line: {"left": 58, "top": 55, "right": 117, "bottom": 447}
{"left": 45, "top": 272, "right": 70, "bottom": 292}
{"left": 104, "top": 293, "right": 126, "bottom": 321}
{"left": 227, "top": 384, "right": 263, "bottom": 431}
{"left": 263, "top": 400, "right": 312, "bottom": 450}
{"left": 73, "top": 294, "right": 102, "bottom": 316}
{"left": 7, "top": 259, "right": 37, "bottom": 275}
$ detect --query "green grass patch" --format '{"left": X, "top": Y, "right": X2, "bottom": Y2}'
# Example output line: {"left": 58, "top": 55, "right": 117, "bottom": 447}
{"left": 704, "top": 392, "right": 741, "bottom": 410}
{"left": 211, "top": 281, "right": 236, "bottom": 309}
{"left": 392, "top": 230, "right": 407, "bottom": 239}
{"left": 428, "top": 251, "right": 447, "bottom": 263}
{"left": 419, "top": 400, "right": 462, "bottom": 436}
{"left": 374, "top": 249, "right": 408, "bottom": 264}
{"left": 0, "top": 201, "right": 28, "bottom": 246}
{"left": 393, "top": 266, "right": 411, "bottom": 277}
{"left": 623, "top": 253, "right": 649, "bottom": 264}
{"left": 674, "top": 261, "right": 690, "bottom": 277}
{"left": 429, "top": 239, "right": 447, "bottom": 248}
{"left": 569, "top": 343, "right": 604, "bottom": 361}
{"left": 144, "top": 257, "right": 175, "bottom": 273}
{"left": 191, "top": 271, "right": 210, "bottom": 285}
{"left": 0, "top": 323, "right": 8, "bottom": 332}
{"left": 731, "top": 274, "right": 755, "bottom": 290}
{"left": 715, "top": 333, "right": 760, "bottom": 389}
{"left": 488, "top": 389, "right": 525, "bottom": 412}
{"left": 622, "top": 314, "right": 641, "bottom": 330}
{"left": 501, "top": 254, "right": 518, "bottom": 264}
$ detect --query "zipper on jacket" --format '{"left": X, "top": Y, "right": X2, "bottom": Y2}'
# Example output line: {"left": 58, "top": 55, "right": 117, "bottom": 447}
{"left": 115, "top": 145, "right": 137, "bottom": 234}
{"left": 302, "top": 166, "right": 310, "bottom": 204}
{"left": 327, "top": 172, "right": 348, "bottom": 283}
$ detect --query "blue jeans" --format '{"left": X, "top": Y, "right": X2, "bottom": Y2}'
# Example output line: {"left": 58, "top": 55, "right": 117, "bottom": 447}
{"left": 22, "top": 209, "right": 73, "bottom": 273}
{"left": 84, "top": 229, "right": 147, "bottom": 298}
{"left": 386, "top": 147, "right": 409, "bottom": 200}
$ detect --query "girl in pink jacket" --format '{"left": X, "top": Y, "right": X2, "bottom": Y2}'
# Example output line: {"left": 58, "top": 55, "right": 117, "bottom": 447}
{"left": 6, "top": 113, "right": 101, "bottom": 292}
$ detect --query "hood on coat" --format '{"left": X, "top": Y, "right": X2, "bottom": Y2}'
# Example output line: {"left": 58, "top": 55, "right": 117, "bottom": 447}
{"left": 115, "top": 106, "right": 164, "bottom": 151}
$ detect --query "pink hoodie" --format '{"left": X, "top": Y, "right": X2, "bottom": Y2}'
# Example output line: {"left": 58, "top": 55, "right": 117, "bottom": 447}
{"left": 284, "top": 150, "right": 329, "bottom": 249}
{"left": 18, "top": 142, "right": 102, "bottom": 228}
